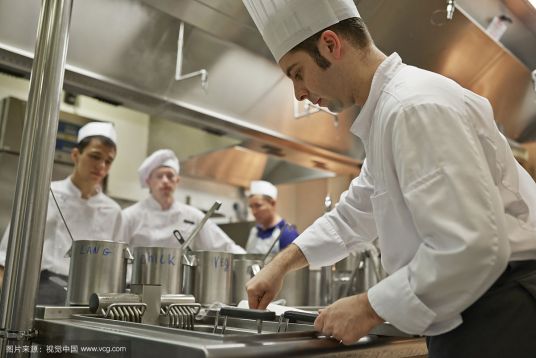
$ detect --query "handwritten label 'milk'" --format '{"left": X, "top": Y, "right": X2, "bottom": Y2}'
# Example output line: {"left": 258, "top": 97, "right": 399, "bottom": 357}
{"left": 140, "top": 254, "right": 176, "bottom": 266}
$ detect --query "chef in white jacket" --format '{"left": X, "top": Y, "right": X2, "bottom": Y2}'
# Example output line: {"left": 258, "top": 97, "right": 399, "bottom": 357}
{"left": 245, "top": 180, "right": 299, "bottom": 255}
{"left": 122, "top": 149, "right": 245, "bottom": 253}
{"left": 242, "top": 1, "right": 536, "bottom": 357}
{"left": 0, "top": 122, "right": 123, "bottom": 305}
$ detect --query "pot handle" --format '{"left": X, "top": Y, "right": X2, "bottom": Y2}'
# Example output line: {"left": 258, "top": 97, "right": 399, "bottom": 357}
{"left": 182, "top": 253, "right": 198, "bottom": 267}
{"left": 282, "top": 310, "right": 318, "bottom": 323}
{"left": 64, "top": 245, "right": 72, "bottom": 259}
{"left": 249, "top": 264, "right": 261, "bottom": 277}
{"left": 219, "top": 307, "right": 276, "bottom": 321}
{"left": 124, "top": 246, "right": 134, "bottom": 261}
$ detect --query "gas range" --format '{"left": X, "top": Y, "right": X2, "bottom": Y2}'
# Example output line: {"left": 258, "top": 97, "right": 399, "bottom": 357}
{"left": 32, "top": 303, "right": 427, "bottom": 358}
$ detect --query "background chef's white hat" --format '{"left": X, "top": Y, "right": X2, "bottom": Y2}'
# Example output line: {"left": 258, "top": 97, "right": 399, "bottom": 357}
{"left": 248, "top": 180, "right": 278, "bottom": 200}
{"left": 242, "top": 0, "right": 360, "bottom": 62}
{"left": 138, "top": 149, "right": 180, "bottom": 188}
{"left": 77, "top": 121, "right": 117, "bottom": 144}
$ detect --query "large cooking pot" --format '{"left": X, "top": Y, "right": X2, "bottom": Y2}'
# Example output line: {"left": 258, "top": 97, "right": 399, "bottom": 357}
{"left": 66, "top": 240, "right": 132, "bottom": 305}
{"left": 231, "top": 253, "right": 264, "bottom": 305}
{"left": 332, "top": 247, "right": 384, "bottom": 301}
{"left": 182, "top": 250, "right": 233, "bottom": 305}
{"left": 277, "top": 267, "right": 309, "bottom": 306}
{"left": 131, "top": 246, "right": 184, "bottom": 294}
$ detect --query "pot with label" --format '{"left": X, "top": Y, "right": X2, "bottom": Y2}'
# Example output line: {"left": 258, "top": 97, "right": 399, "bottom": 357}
{"left": 66, "top": 240, "right": 133, "bottom": 305}
{"left": 131, "top": 246, "right": 183, "bottom": 294}
{"left": 182, "top": 250, "right": 234, "bottom": 305}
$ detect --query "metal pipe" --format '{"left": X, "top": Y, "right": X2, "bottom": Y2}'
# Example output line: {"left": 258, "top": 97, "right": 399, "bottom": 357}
{"left": 0, "top": 0, "right": 73, "bottom": 348}
{"left": 175, "top": 21, "right": 208, "bottom": 90}
{"left": 446, "top": 0, "right": 455, "bottom": 20}
{"left": 293, "top": 98, "right": 339, "bottom": 127}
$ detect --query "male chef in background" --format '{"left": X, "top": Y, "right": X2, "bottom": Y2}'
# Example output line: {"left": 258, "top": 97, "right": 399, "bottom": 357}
{"left": 242, "top": 0, "right": 536, "bottom": 357}
{"left": 245, "top": 180, "right": 299, "bottom": 255}
{"left": 122, "top": 149, "right": 245, "bottom": 253}
{"left": 0, "top": 122, "right": 123, "bottom": 305}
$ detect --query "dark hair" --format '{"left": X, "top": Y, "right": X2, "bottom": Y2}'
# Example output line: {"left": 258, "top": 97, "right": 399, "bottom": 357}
{"left": 290, "top": 17, "right": 372, "bottom": 69}
{"left": 76, "top": 135, "right": 116, "bottom": 153}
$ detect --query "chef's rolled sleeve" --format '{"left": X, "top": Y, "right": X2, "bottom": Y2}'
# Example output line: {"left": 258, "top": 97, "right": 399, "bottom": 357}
{"left": 293, "top": 164, "right": 378, "bottom": 268}
{"left": 293, "top": 217, "right": 348, "bottom": 267}
{"left": 368, "top": 267, "right": 439, "bottom": 334}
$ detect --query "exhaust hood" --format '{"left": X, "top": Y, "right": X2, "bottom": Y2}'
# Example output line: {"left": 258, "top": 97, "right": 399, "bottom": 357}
{"left": 148, "top": 117, "right": 345, "bottom": 187}
{"left": 0, "top": 0, "right": 534, "bottom": 188}
{"left": 179, "top": 146, "right": 335, "bottom": 188}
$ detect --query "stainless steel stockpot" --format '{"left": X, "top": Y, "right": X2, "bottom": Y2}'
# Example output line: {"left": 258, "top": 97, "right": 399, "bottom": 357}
{"left": 131, "top": 246, "right": 184, "bottom": 294}
{"left": 182, "top": 250, "right": 234, "bottom": 305}
{"left": 66, "top": 240, "right": 133, "bottom": 305}
{"left": 231, "top": 253, "right": 264, "bottom": 305}
{"left": 277, "top": 266, "right": 309, "bottom": 306}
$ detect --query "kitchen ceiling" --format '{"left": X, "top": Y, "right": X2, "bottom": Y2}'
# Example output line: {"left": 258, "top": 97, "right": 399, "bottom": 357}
{"left": 141, "top": 0, "right": 536, "bottom": 139}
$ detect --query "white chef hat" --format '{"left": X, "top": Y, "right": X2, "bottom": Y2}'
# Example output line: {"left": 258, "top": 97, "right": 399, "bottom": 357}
{"left": 242, "top": 0, "right": 360, "bottom": 62}
{"left": 77, "top": 121, "right": 117, "bottom": 144}
{"left": 248, "top": 180, "right": 278, "bottom": 200}
{"left": 138, "top": 149, "right": 180, "bottom": 188}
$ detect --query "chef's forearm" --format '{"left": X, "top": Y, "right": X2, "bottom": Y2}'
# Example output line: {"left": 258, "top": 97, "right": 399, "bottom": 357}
{"left": 269, "top": 243, "right": 308, "bottom": 275}
{"left": 0, "top": 265, "right": 4, "bottom": 288}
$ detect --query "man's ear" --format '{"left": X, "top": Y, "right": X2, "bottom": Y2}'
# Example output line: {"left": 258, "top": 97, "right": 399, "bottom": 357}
{"left": 71, "top": 148, "right": 80, "bottom": 164}
{"left": 175, "top": 175, "right": 181, "bottom": 185}
{"left": 319, "top": 30, "right": 342, "bottom": 60}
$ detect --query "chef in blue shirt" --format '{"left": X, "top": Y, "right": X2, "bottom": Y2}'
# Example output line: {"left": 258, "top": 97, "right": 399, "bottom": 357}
{"left": 245, "top": 180, "right": 299, "bottom": 254}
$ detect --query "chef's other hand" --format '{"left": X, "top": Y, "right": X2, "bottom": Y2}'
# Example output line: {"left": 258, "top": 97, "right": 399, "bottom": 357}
{"left": 245, "top": 262, "right": 284, "bottom": 310}
{"left": 314, "top": 293, "right": 384, "bottom": 345}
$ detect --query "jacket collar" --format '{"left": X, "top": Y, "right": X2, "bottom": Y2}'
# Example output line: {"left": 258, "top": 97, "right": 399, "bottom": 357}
{"left": 350, "top": 52, "right": 404, "bottom": 146}
{"left": 145, "top": 195, "right": 178, "bottom": 212}
{"left": 64, "top": 176, "right": 102, "bottom": 200}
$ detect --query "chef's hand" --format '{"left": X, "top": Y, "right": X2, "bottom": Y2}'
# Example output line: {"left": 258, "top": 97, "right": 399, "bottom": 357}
{"left": 314, "top": 293, "right": 384, "bottom": 345}
{"left": 245, "top": 262, "right": 284, "bottom": 310}
{"left": 246, "top": 244, "right": 309, "bottom": 310}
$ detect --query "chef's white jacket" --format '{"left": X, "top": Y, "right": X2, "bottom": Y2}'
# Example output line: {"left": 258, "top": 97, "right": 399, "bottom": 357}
{"left": 0, "top": 177, "right": 124, "bottom": 276}
{"left": 294, "top": 53, "right": 536, "bottom": 336}
{"left": 245, "top": 225, "right": 283, "bottom": 255}
{"left": 122, "top": 196, "right": 246, "bottom": 253}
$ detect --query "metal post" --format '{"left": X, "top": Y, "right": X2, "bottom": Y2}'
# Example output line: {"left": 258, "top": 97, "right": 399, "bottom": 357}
{"left": 319, "top": 265, "right": 333, "bottom": 306}
{"left": 0, "top": 0, "right": 73, "bottom": 354}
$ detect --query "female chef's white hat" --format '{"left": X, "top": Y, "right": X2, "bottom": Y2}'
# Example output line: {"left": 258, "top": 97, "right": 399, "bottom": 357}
{"left": 138, "top": 149, "right": 180, "bottom": 188}
{"left": 242, "top": 0, "right": 360, "bottom": 62}
{"left": 248, "top": 180, "right": 278, "bottom": 200}
{"left": 77, "top": 121, "right": 117, "bottom": 144}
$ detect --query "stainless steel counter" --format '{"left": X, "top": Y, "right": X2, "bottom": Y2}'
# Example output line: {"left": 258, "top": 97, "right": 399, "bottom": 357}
{"left": 28, "top": 307, "right": 427, "bottom": 357}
